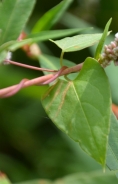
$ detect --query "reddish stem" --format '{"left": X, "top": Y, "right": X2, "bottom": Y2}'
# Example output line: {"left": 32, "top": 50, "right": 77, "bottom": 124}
{"left": 6, "top": 59, "right": 57, "bottom": 72}
{"left": 0, "top": 63, "right": 83, "bottom": 98}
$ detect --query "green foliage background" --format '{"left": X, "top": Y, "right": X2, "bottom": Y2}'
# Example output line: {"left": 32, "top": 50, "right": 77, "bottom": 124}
{"left": 0, "top": 0, "right": 118, "bottom": 183}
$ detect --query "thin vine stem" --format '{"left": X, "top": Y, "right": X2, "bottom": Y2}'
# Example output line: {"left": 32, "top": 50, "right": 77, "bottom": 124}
{"left": 0, "top": 63, "right": 83, "bottom": 98}
{"left": 5, "top": 59, "right": 57, "bottom": 72}
{"left": 60, "top": 51, "right": 64, "bottom": 66}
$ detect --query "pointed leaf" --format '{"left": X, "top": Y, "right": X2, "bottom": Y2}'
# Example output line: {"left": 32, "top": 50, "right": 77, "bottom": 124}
{"left": 0, "top": 0, "right": 36, "bottom": 44}
{"left": 95, "top": 18, "right": 112, "bottom": 60}
{"left": 106, "top": 112, "right": 118, "bottom": 171}
{"left": 61, "top": 13, "right": 118, "bottom": 105}
{"left": 4, "top": 28, "right": 86, "bottom": 51}
{"left": 32, "top": 0, "right": 73, "bottom": 33}
{"left": 42, "top": 57, "right": 111, "bottom": 166}
{"left": 50, "top": 33, "right": 104, "bottom": 52}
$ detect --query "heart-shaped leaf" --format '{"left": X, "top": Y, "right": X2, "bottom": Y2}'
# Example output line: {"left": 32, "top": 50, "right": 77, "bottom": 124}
{"left": 42, "top": 57, "right": 111, "bottom": 166}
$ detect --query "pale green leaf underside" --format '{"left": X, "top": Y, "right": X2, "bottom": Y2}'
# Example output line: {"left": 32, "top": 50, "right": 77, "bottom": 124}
{"left": 42, "top": 57, "right": 111, "bottom": 166}
{"left": 50, "top": 33, "right": 103, "bottom": 52}
{"left": 0, "top": 0, "right": 36, "bottom": 44}
{"left": 0, "top": 28, "right": 85, "bottom": 52}
{"left": 32, "top": 0, "right": 73, "bottom": 33}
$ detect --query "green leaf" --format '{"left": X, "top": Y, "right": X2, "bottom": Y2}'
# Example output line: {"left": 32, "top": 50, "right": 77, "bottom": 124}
{"left": 0, "top": 41, "right": 16, "bottom": 52}
{"left": 15, "top": 179, "right": 52, "bottom": 184}
{"left": 4, "top": 28, "right": 86, "bottom": 51}
{"left": 106, "top": 112, "right": 118, "bottom": 171}
{"left": 39, "top": 54, "right": 77, "bottom": 80}
{"left": 95, "top": 18, "right": 112, "bottom": 60}
{"left": 0, "top": 173, "right": 11, "bottom": 184}
{"left": 54, "top": 171, "right": 118, "bottom": 184}
{"left": 32, "top": 0, "right": 73, "bottom": 33}
{"left": 61, "top": 13, "right": 118, "bottom": 104}
{"left": 39, "top": 54, "right": 75, "bottom": 71}
{"left": 50, "top": 33, "right": 104, "bottom": 52}
{"left": 42, "top": 57, "right": 111, "bottom": 166}
{"left": 0, "top": 0, "right": 36, "bottom": 44}
{"left": 15, "top": 171, "right": 118, "bottom": 184}
{"left": 105, "top": 60, "right": 118, "bottom": 103}
{"left": 0, "top": 50, "right": 7, "bottom": 64}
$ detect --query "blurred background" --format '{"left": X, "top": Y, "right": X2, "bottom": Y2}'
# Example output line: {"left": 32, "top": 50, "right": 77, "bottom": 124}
{"left": 0, "top": 0, "right": 118, "bottom": 183}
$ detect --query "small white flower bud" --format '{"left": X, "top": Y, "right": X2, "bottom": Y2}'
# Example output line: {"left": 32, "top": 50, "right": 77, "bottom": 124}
{"left": 113, "top": 47, "right": 118, "bottom": 54}
{"left": 108, "top": 53, "right": 114, "bottom": 59}
{"left": 104, "top": 45, "right": 108, "bottom": 50}
{"left": 101, "top": 53, "right": 106, "bottom": 58}
{"left": 111, "top": 41, "right": 116, "bottom": 48}
{"left": 6, "top": 51, "right": 12, "bottom": 60}
{"left": 106, "top": 48, "right": 111, "bottom": 53}
{"left": 115, "top": 33, "right": 118, "bottom": 38}
{"left": 3, "top": 51, "right": 12, "bottom": 65}
{"left": 107, "top": 45, "right": 112, "bottom": 50}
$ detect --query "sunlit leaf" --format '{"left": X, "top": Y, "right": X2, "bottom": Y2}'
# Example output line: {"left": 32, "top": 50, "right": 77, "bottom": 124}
{"left": 50, "top": 33, "right": 104, "bottom": 52}
{"left": 32, "top": 0, "right": 73, "bottom": 33}
{"left": 42, "top": 57, "right": 111, "bottom": 166}
{"left": 2, "top": 28, "right": 86, "bottom": 52}
{"left": 61, "top": 13, "right": 118, "bottom": 104}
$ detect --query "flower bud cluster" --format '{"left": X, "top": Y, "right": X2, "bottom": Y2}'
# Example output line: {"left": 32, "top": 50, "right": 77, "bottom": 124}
{"left": 100, "top": 33, "right": 118, "bottom": 67}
